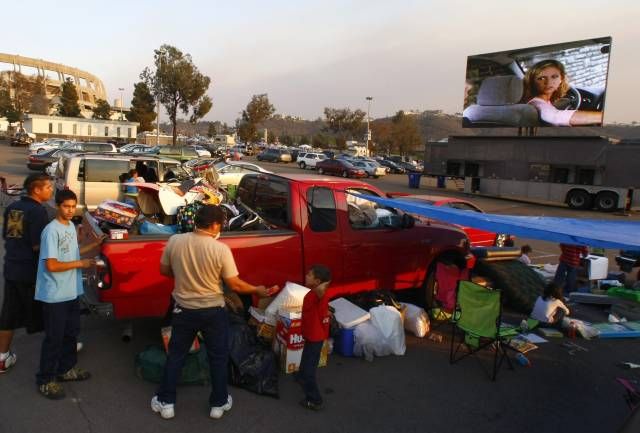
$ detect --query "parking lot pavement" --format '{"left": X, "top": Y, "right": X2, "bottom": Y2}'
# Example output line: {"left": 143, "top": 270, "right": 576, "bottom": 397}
{"left": 2, "top": 144, "right": 640, "bottom": 432}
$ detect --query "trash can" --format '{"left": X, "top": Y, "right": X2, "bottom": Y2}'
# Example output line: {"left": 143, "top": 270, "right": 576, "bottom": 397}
{"left": 408, "top": 172, "right": 422, "bottom": 189}
{"left": 335, "top": 327, "right": 355, "bottom": 357}
{"left": 436, "top": 175, "right": 445, "bottom": 188}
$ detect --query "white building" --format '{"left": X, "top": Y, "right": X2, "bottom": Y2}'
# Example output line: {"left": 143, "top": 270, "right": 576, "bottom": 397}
{"left": 23, "top": 114, "right": 138, "bottom": 141}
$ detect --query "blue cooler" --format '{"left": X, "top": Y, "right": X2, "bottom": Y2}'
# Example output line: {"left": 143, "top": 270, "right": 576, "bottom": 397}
{"left": 336, "top": 327, "right": 355, "bottom": 357}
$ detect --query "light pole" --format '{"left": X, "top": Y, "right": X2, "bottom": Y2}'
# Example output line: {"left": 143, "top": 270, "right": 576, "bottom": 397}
{"left": 118, "top": 87, "right": 124, "bottom": 121}
{"left": 365, "top": 96, "right": 373, "bottom": 155}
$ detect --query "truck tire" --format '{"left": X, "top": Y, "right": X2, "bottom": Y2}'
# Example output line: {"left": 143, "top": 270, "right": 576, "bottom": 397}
{"left": 595, "top": 191, "right": 619, "bottom": 212}
{"left": 473, "top": 260, "right": 544, "bottom": 314}
{"left": 567, "top": 189, "right": 592, "bottom": 210}
{"left": 299, "top": 161, "right": 306, "bottom": 169}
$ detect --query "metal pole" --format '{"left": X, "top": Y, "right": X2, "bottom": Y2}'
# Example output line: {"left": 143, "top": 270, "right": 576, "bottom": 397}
{"left": 366, "top": 96, "right": 373, "bottom": 155}
{"left": 156, "top": 99, "right": 160, "bottom": 146}
{"left": 118, "top": 87, "right": 124, "bottom": 121}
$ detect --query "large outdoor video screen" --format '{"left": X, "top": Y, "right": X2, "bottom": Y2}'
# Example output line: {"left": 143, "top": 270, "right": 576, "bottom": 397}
{"left": 462, "top": 37, "right": 612, "bottom": 128}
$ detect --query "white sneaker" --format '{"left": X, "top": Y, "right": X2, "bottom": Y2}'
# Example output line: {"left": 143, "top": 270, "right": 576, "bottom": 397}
{"left": 151, "top": 395, "right": 175, "bottom": 419}
{"left": 0, "top": 352, "right": 17, "bottom": 373}
{"left": 209, "top": 395, "right": 233, "bottom": 419}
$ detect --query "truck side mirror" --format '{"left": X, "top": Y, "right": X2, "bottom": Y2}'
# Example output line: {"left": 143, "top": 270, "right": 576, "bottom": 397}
{"left": 401, "top": 213, "right": 415, "bottom": 229}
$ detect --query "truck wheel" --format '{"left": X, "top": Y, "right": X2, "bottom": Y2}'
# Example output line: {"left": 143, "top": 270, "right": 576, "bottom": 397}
{"left": 317, "top": 168, "right": 324, "bottom": 175}
{"left": 567, "top": 190, "right": 592, "bottom": 210}
{"left": 595, "top": 191, "right": 619, "bottom": 212}
{"left": 299, "top": 161, "right": 306, "bottom": 169}
{"left": 473, "top": 260, "right": 544, "bottom": 314}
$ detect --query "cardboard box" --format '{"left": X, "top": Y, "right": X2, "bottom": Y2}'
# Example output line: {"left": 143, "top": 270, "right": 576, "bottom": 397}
{"left": 272, "top": 309, "right": 328, "bottom": 374}
{"left": 93, "top": 200, "right": 139, "bottom": 228}
{"left": 109, "top": 229, "right": 129, "bottom": 240}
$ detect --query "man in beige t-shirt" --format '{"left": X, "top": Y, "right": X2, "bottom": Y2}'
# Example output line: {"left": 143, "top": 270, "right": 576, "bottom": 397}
{"left": 152, "top": 205, "right": 276, "bottom": 421}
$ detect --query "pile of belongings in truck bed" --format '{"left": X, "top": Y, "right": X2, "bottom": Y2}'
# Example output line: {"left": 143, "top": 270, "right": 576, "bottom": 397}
{"left": 87, "top": 167, "right": 273, "bottom": 239}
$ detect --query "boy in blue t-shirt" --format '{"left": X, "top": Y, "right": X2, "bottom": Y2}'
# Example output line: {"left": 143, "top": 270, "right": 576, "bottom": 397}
{"left": 35, "top": 189, "right": 98, "bottom": 400}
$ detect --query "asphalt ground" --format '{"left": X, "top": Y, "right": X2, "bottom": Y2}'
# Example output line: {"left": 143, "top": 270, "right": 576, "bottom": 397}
{"left": 1, "top": 143, "right": 640, "bottom": 433}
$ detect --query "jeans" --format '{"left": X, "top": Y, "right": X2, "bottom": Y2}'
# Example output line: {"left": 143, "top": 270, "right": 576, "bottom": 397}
{"left": 298, "top": 340, "right": 323, "bottom": 405}
{"left": 554, "top": 261, "right": 578, "bottom": 295}
{"left": 36, "top": 299, "right": 80, "bottom": 385}
{"left": 156, "top": 305, "right": 229, "bottom": 407}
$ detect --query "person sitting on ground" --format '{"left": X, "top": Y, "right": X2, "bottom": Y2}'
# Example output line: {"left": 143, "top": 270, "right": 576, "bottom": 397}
{"left": 296, "top": 264, "right": 332, "bottom": 411}
{"left": 530, "top": 282, "right": 570, "bottom": 328}
{"left": 518, "top": 245, "right": 533, "bottom": 265}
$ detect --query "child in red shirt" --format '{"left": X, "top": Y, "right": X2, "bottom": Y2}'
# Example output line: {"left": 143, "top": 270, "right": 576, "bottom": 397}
{"left": 297, "top": 264, "right": 332, "bottom": 410}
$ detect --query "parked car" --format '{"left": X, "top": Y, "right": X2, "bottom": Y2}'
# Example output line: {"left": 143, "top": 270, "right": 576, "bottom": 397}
{"left": 188, "top": 145, "right": 212, "bottom": 158}
{"left": 211, "top": 161, "right": 271, "bottom": 186}
{"left": 119, "top": 143, "right": 154, "bottom": 153}
{"left": 256, "top": 148, "right": 292, "bottom": 163}
{"left": 397, "top": 161, "right": 422, "bottom": 173}
{"left": 29, "top": 138, "right": 73, "bottom": 154}
{"left": 54, "top": 153, "right": 189, "bottom": 216}
{"left": 316, "top": 159, "right": 367, "bottom": 178}
{"left": 297, "top": 152, "right": 327, "bottom": 169}
{"left": 391, "top": 194, "right": 514, "bottom": 247}
{"left": 62, "top": 142, "right": 118, "bottom": 153}
{"left": 152, "top": 145, "right": 200, "bottom": 162}
{"left": 350, "top": 160, "right": 387, "bottom": 178}
{"left": 27, "top": 148, "right": 82, "bottom": 172}
{"left": 378, "top": 159, "right": 405, "bottom": 174}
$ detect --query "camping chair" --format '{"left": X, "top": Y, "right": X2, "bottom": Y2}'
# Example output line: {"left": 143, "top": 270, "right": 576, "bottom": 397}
{"left": 449, "top": 280, "right": 517, "bottom": 381}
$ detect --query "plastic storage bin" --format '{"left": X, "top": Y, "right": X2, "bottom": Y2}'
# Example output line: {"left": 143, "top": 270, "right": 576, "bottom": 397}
{"left": 335, "top": 327, "right": 355, "bottom": 357}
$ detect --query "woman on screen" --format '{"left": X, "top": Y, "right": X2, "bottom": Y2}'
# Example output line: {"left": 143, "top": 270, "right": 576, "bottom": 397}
{"left": 522, "top": 59, "right": 603, "bottom": 126}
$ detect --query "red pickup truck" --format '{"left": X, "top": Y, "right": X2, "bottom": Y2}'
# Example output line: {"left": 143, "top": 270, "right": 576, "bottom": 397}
{"left": 84, "top": 173, "right": 474, "bottom": 320}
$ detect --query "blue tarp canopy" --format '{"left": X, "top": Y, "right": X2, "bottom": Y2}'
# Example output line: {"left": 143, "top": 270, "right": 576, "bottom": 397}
{"left": 351, "top": 193, "right": 640, "bottom": 251}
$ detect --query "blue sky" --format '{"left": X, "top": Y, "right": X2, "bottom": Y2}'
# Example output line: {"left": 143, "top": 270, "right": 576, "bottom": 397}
{"left": 1, "top": 0, "right": 639, "bottom": 124}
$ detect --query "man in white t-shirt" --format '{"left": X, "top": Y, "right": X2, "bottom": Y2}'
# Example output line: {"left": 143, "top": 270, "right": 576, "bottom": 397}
{"left": 151, "top": 205, "right": 277, "bottom": 421}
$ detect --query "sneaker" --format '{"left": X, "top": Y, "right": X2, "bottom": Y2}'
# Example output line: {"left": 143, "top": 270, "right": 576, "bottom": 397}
{"left": 299, "top": 398, "right": 323, "bottom": 411}
{"left": 57, "top": 367, "right": 91, "bottom": 382}
{"left": 209, "top": 395, "right": 233, "bottom": 419}
{"left": 151, "top": 395, "right": 175, "bottom": 419}
{"left": 38, "top": 381, "right": 66, "bottom": 400}
{"left": 0, "top": 352, "right": 17, "bottom": 373}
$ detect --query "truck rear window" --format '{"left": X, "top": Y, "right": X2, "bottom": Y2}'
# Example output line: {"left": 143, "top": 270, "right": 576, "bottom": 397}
{"left": 238, "top": 175, "right": 290, "bottom": 228}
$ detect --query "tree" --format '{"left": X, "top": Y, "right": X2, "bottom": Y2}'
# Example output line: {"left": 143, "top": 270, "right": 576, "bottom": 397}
{"left": 323, "top": 107, "right": 366, "bottom": 140}
{"left": 207, "top": 122, "right": 217, "bottom": 137}
{"left": 29, "top": 76, "right": 50, "bottom": 115}
{"left": 391, "top": 111, "right": 422, "bottom": 155}
{"left": 240, "top": 94, "right": 275, "bottom": 144}
{"left": 267, "top": 130, "right": 277, "bottom": 144}
{"left": 371, "top": 120, "right": 393, "bottom": 155}
{"left": 299, "top": 135, "right": 309, "bottom": 145}
{"left": 58, "top": 78, "right": 81, "bottom": 117}
{"left": 141, "top": 45, "right": 212, "bottom": 145}
{"left": 126, "top": 81, "right": 157, "bottom": 132}
{"left": 92, "top": 99, "right": 112, "bottom": 119}
{"left": 279, "top": 134, "right": 293, "bottom": 146}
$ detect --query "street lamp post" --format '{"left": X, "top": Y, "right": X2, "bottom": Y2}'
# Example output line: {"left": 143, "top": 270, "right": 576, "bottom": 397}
{"left": 366, "top": 96, "right": 373, "bottom": 155}
{"left": 118, "top": 87, "right": 124, "bottom": 121}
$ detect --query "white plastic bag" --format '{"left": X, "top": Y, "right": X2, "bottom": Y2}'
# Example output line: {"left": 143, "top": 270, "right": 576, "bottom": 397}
{"left": 399, "top": 302, "right": 430, "bottom": 338}
{"left": 370, "top": 306, "right": 406, "bottom": 356}
{"left": 264, "top": 282, "right": 309, "bottom": 325}
{"left": 353, "top": 321, "right": 388, "bottom": 362}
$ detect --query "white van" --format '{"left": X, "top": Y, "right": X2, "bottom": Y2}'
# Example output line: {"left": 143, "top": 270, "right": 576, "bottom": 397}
{"left": 55, "top": 153, "right": 188, "bottom": 216}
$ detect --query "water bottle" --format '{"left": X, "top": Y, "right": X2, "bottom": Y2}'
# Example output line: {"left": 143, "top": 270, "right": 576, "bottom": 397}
{"left": 515, "top": 353, "right": 531, "bottom": 367}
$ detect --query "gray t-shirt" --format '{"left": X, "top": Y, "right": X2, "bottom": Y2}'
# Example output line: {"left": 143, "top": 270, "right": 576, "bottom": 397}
{"left": 160, "top": 232, "right": 238, "bottom": 309}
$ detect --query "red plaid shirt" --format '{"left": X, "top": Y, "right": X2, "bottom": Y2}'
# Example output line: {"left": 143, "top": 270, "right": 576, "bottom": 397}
{"left": 559, "top": 244, "right": 589, "bottom": 268}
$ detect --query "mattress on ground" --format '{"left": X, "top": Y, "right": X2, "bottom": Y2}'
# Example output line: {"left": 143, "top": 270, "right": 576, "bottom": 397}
{"left": 592, "top": 322, "right": 640, "bottom": 339}
{"left": 329, "top": 297, "right": 370, "bottom": 329}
